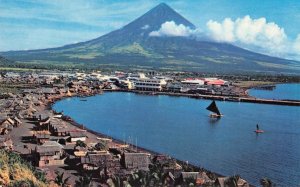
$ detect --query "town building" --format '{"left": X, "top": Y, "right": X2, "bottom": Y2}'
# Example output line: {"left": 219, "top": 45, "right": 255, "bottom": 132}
{"left": 68, "top": 131, "right": 87, "bottom": 142}
{"left": 80, "top": 152, "right": 112, "bottom": 171}
{"left": 121, "top": 153, "right": 150, "bottom": 171}
{"left": 33, "top": 132, "right": 51, "bottom": 145}
{"left": 215, "top": 177, "right": 249, "bottom": 187}
{"left": 204, "top": 78, "right": 228, "bottom": 86}
{"left": 127, "top": 73, "right": 146, "bottom": 81}
{"left": 133, "top": 78, "right": 167, "bottom": 91}
{"left": 181, "top": 78, "right": 204, "bottom": 85}
{"left": 34, "top": 141, "right": 65, "bottom": 167}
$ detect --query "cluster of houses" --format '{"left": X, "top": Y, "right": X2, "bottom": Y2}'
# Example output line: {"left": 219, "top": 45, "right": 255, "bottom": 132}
{"left": 0, "top": 70, "right": 247, "bottom": 98}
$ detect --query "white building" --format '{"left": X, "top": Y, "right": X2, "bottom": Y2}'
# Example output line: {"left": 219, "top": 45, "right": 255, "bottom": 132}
{"left": 87, "top": 72, "right": 102, "bottom": 80}
{"left": 181, "top": 79, "right": 204, "bottom": 85}
{"left": 120, "top": 80, "right": 133, "bottom": 89}
{"left": 134, "top": 78, "right": 167, "bottom": 91}
{"left": 127, "top": 73, "right": 146, "bottom": 81}
{"left": 75, "top": 73, "right": 87, "bottom": 80}
{"left": 5, "top": 72, "right": 20, "bottom": 78}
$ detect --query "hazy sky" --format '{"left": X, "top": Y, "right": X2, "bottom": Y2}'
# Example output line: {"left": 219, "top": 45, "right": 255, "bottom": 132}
{"left": 1, "top": 0, "right": 300, "bottom": 59}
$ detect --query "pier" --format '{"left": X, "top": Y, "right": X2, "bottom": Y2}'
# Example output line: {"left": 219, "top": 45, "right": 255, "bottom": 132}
{"left": 104, "top": 89, "right": 300, "bottom": 106}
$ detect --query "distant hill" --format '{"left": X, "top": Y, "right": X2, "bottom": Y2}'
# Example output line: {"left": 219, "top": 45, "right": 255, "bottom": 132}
{"left": 0, "top": 55, "right": 13, "bottom": 66}
{"left": 1, "top": 3, "right": 300, "bottom": 74}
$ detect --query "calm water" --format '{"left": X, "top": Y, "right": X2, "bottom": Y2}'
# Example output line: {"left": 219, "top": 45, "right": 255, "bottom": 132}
{"left": 249, "top": 83, "right": 300, "bottom": 100}
{"left": 53, "top": 92, "right": 300, "bottom": 186}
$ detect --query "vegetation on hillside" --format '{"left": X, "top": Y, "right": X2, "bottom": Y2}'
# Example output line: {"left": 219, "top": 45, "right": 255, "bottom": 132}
{"left": 0, "top": 150, "right": 48, "bottom": 186}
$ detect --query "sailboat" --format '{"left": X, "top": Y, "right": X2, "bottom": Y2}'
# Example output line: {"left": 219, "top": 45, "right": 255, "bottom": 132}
{"left": 206, "top": 100, "right": 223, "bottom": 118}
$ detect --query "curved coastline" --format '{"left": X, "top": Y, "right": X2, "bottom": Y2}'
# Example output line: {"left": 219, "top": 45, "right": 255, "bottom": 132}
{"left": 49, "top": 93, "right": 227, "bottom": 176}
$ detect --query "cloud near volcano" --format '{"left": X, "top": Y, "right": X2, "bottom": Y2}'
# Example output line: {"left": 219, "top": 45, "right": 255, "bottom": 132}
{"left": 150, "top": 16, "right": 300, "bottom": 60}
{"left": 149, "top": 21, "right": 200, "bottom": 37}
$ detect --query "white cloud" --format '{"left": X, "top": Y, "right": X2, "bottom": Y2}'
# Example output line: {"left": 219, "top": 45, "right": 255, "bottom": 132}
{"left": 141, "top": 25, "right": 150, "bottom": 30}
{"left": 149, "top": 21, "right": 200, "bottom": 37}
{"left": 206, "top": 16, "right": 300, "bottom": 60}
{"left": 206, "top": 18, "right": 235, "bottom": 42}
{"left": 149, "top": 17, "right": 300, "bottom": 60}
{"left": 293, "top": 34, "right": 300, "bottom": 53}
{"left": 207, "top": 16, "right": 287, "bottom": 51}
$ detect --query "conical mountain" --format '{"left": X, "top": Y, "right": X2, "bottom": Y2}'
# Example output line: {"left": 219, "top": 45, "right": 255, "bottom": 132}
{"left": 77, "top": 3, "right": 195, "bottom": 48}
{"left": 1, "top": 3, "right": 299, "bottom": 73}
{"left": 121, "top": 3, "right": 195, "bottom": 33}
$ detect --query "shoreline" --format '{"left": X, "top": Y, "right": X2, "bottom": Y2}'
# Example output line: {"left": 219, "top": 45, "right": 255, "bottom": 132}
{"left": 49, "top": 93, "right": 229, "bottom": 180}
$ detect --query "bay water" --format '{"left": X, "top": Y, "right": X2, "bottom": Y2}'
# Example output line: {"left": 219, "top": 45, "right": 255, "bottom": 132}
{"left": 53, "top": 88, "right": 300, "bottom": 186}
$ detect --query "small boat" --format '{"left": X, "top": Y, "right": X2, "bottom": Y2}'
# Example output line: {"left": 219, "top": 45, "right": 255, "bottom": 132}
{"left": 255, "top": 130, "right": 264, "bottom": 133}
{"left": 206, "top": 100, "right": 223, "bottom": 118}
{"left": 255, "top": 124, "right": 264, "bottom": 133}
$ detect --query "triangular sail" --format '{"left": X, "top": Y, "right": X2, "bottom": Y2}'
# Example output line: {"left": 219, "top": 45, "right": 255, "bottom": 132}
{"left": 206, "top": 101, "right": 221, "bottom": 115}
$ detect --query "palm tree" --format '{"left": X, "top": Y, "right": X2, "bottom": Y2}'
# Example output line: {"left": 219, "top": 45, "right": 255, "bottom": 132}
{"left": 112, "top": 175, "right": 122, "bottom": 187}
{"left": 76, "top": 140, "right": 87, "bottom": 148}
{"left": 260, "top": 178, "right": 275, "bottom": 187}
{"left": 54, "top": 171, "right": 70, "bottom": 186}
{"left": 206, "top": 171, "right": 217, "bottom": 181}
{"left": 106, "top": 178, "right": 115, "bottom": 187}
{"left": 150, "top": 163, "right": 173, "bottom": 187}
{"left": 180, "top": 175, "right": 196, "bottom": 187}
{"left": 94, "top": 140, "right": 108, "bottom": 151}
{"left": 75, "top": 174, "right": 92, "bottom": 187}
{"left": 127, "top": 170, "right": 143, "bottom": 186}
{"left": 140, "top": 171, "right": 153, "bottom": 187}
{"left": 99, "top": 169, "right": 107, "bottom": 184}
{"left": 225, "top": 175, "right": 240, "bottom": 187}
{"left": 122, "top": 181, "right": 132, "bottom": 187}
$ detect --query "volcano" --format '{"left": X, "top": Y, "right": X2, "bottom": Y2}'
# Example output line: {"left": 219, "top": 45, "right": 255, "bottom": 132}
{"left": 1, "top": 3, "right": 299, "bottom": 73}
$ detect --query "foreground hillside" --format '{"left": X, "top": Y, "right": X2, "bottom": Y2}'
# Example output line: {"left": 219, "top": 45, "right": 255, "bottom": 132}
{"left": 0, "top": 150, "right": 48, "bottom": 186}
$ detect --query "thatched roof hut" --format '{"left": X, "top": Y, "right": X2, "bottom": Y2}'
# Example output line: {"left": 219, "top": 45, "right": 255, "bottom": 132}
{"left": 80, "top": 152, "right": 112, "bottom": 167}
{"left": 122, "top": 153, "right": 150, "bottom": 171}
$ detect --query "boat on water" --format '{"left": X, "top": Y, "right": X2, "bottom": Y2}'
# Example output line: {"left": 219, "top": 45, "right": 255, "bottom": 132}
{"left": 255, "top": 130, "right": 264, "bottom": 133}
{"left": 255, "top": 124, "right": 264, "bottom": 133}
{"left": 206, "top": 100, "right": 223, "bottom": 118}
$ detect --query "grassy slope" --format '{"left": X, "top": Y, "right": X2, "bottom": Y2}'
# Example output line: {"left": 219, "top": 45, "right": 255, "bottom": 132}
{"left": 0, "top": 150, "right": 48, "bottom": 186}
{"left": 1, "top": 38, "right": 299, "bottom": 73}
